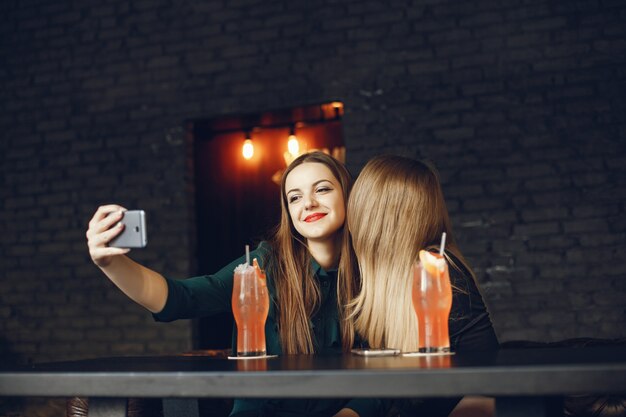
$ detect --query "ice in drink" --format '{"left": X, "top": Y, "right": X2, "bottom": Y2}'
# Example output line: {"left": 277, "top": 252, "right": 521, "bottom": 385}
{"left": 232, "top": 261, "right": 269, "bottom": 357}
{"left": 412, "top": 250, "right": 452, "bottom": 353}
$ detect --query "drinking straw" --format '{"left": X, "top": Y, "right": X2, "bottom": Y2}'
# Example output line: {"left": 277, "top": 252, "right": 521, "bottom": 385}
{"left": 245, "top": 244, "right": 250, "bottom": 266}
{"left": 439, "top": 232, "right": 447, "bottom": 256}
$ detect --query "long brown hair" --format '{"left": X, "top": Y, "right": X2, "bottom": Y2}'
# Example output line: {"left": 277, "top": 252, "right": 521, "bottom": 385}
{"left": 268, "top": 151, "right": 355, "bottom": 354}
{"left": 343, "top": 155, "right": 476, "bottom": 351}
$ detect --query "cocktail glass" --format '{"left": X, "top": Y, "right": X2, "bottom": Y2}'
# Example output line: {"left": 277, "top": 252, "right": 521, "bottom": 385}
{"left": 412, "top": 250, "right": 452, "bottom": 353}
{"left": 232, "top": 262, "right": 269, "bottom": 357}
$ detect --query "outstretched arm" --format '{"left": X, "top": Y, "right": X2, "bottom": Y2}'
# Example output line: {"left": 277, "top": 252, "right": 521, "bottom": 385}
{"left": 86, "top": 204, "right": 168, "bottom": 313}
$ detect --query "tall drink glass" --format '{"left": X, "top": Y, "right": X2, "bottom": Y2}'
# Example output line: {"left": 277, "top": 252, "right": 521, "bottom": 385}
{"left": 232, "top": 263, "right": 269, "bottom": 357}
{"left": 412, "top": 250, "right": 452, "bottom": 353}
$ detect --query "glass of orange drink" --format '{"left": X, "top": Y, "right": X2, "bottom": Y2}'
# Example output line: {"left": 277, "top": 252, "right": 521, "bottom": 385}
{"left": 232, "top": 259, "right": 269, "bottom": 357}
{"left": 412, "top": 249, "right": 453, "bottom": 353}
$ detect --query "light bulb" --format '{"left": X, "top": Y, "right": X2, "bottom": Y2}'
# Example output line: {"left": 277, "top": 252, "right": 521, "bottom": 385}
{"left": 287, "top": 134, "right": 299, "bottom": 157}
{"left": 331, "top": 101, "right": 343, "bottom": 118}
{"left": 242, "top": 139, "right": 254, "bottom": 160}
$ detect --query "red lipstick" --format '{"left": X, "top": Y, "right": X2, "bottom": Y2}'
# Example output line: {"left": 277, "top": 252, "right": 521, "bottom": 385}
{"left": 304, "top": 213, "right": 327, "bottom": 223}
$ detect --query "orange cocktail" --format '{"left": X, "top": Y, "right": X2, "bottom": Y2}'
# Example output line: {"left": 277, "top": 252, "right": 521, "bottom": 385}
{"left": 412, "top": 250, "right": 452, "bottom": 353}
{"left": 232, "top": 260, "right": 269, "bottom": 357}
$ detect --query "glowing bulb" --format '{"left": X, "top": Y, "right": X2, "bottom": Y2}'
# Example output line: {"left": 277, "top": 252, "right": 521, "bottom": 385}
{"left": 331, "top": 101, "right": 343, "bottom": 118}
{"left": 287, "top": 134, "right": 299, "bottom": 156}
{"left": 242, "top": 139, "right": 254, "bottom": 160}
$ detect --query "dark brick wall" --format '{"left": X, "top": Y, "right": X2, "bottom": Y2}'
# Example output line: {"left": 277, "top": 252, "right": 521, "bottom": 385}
{"left": 1, "top": 0, "right": 625, "bottom": 363}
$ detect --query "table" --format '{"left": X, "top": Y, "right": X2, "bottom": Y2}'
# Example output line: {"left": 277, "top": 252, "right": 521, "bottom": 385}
{"left": 1, "top": 346, "right": 625, "bottom": 417}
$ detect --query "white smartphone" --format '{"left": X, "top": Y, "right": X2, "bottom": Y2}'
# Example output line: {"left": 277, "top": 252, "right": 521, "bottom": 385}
{"left": 351, "top": 348, "right": 401, "bottom": 357}
{"left": 109, "top": 210, "right": 148, "bottom": 248}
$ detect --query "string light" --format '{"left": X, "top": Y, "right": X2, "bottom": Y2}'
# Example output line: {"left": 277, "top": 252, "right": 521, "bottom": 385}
{"left": 242, "top": 132, "right": 254, "bottom": 160}
{"left": 237, "top": 101, "right": 344, "bottom": 162}
{"left": 287, "top": 125, "right": 299, "bottom": 157}
{"left": 331, "top": 101, "right": 343, "bottom": 119}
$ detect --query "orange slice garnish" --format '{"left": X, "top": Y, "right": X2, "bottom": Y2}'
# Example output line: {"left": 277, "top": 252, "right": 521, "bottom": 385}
{"left": 418, "top": 250, "right": 446, "bottom": 276}
{"left": 253, "top": 258, "right": 266, "bottom": 281}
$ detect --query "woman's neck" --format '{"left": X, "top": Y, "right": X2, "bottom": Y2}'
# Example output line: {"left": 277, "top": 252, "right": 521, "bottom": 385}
{"left": 307, "top": 236, "right": 341, "bottom": 270}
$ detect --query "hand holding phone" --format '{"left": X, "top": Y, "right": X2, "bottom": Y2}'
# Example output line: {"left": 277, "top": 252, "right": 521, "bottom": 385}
{"left": 109, "top": 210, "right": 148, "bottom": 248}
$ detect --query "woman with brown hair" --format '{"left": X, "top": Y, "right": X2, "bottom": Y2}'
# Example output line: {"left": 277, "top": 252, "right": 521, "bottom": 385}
{"left": 86, "top": 151, "right": 364, "bottom": 416}
{"left": 340, "top": 154, "right": 498, "bottom": 416}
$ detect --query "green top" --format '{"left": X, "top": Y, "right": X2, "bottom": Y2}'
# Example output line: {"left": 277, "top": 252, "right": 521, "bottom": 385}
{"left": 153, "top": 242, "right": 382, "bottom": 417}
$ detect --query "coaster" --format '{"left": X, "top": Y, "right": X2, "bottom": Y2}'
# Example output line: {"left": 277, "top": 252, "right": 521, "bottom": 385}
{"left": 228, "top": 354, "right": 278, "bottom": 360}
{"left": 402, "top": 351, "right": 455, "bottom": 357}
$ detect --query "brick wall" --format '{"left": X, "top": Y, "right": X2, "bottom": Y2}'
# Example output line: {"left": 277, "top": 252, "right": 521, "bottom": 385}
{"left": 1, "top": 0, "right": 625, "bottom": 363}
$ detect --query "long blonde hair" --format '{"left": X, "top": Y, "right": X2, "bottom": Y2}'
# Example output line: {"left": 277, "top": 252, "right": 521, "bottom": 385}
{"left": 343, "top": 155, "right": 475, "bottom": 352}
{"left": 268, "top": 151, "right": 355, "bottom": 354}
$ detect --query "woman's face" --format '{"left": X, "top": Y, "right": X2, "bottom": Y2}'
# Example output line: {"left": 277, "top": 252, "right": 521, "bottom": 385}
{"left": 284, "top": 162, "right": 346, "bottom": 243}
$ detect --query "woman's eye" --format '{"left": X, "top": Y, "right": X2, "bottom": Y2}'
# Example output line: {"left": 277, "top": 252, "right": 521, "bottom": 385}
{"left": 316, "top": 187, "right": 331, "bottom": 193}
{"left": 288, "top": 195, "right": 301, "bottom": 203}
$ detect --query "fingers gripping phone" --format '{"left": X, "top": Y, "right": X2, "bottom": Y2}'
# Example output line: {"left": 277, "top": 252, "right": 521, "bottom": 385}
{"left": 109, "top": 210, "right": 148, "bottom": 248}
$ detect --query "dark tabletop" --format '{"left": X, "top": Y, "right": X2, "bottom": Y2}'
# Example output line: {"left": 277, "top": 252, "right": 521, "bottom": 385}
{"left": 1, "top": 346, "right": 625, "bottom": 398}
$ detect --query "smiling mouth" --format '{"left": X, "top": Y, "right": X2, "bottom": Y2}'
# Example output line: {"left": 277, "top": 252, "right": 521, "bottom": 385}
{"left": 304, "top": 213, "right": 327, "bottom": 223}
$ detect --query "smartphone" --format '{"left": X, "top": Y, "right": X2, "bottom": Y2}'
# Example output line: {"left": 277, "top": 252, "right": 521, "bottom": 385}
{"left": 351, "top": 348, "right": 401, "bottom": 357}
{"left": 109, "top": 210, "right": 147, "bottom": 248}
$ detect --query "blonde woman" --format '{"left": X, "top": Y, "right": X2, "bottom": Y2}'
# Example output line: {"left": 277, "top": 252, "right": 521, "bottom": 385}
{"left": 86, "top": 151, "right": 367, "bottom": 417}
{"left": 341, "top": 154, "right": 498, "bottom": 416}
